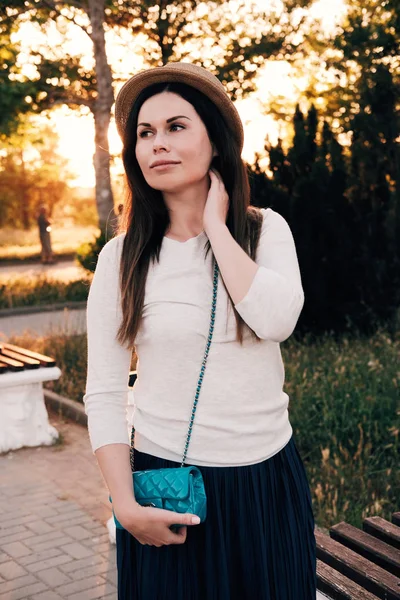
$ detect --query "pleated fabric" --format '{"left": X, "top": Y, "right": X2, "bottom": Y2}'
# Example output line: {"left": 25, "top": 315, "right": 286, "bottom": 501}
{"left": 116, "top": 434, "right": 317, "bottom": 600}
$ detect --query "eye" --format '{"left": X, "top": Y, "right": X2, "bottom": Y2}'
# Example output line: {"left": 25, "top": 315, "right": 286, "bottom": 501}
{"left": 138, "top": 123, "right": 185, "bottom": 138}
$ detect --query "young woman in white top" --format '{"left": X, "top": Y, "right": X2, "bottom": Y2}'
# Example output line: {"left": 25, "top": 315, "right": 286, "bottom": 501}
{"left": 83, "top": 62, "right": 317, "bottom": 599}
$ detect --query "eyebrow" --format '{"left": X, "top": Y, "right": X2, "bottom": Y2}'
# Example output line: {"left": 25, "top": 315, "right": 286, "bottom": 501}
{"left": 137, "top": 115, "right": 191, "bottom": 128}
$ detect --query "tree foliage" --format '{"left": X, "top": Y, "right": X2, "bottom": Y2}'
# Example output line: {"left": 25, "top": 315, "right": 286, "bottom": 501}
{"left": 249, "top": 101, "right": 400, "bottom": 336}
{"left": 0, "top": 124, "right": 73, "bottom": 228}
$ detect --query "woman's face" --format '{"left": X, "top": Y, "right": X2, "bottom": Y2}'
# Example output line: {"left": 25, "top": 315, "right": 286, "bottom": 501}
{"left": 135, "top": 91, "right": 215, "bottom": 192}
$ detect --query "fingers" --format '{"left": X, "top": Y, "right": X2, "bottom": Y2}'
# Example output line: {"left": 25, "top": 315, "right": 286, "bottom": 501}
{"left": 209, "top": 169, "right": 224, "bottom": 189}
{"left": 167, "top": 512, "right": 201, "bottom": 526}
{"left": 133, "top": 510, "right": 200, "bottom": 548}
{"left": 169, "top": 525, "right": 187, "bottom": 544}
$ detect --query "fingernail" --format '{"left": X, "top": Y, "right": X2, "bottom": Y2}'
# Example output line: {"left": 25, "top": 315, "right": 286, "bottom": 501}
{"left": 191, "top": 516, "right": 201, "bottom": 524}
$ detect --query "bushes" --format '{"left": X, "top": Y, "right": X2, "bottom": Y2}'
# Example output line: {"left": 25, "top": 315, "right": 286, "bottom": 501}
{"left": 283, "top": 328, "right": 399, "bottom": 528}
{"left": 0, "top": 275, "right": 90, "bottom": 309}
{"left": 249, "top": 101, "right": 400, "bottom": 338}
{"left": 75, "top": 229, "right": 108, "bottom": 273}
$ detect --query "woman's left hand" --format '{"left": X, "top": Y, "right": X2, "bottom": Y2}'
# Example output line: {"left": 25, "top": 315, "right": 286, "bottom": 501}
{"left": 203, "top": 169, "right": 229, "bottom": 233}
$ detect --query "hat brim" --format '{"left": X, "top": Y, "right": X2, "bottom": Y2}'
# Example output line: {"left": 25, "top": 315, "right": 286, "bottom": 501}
{"left": 114, "top": 63, "right": 244, "bottom": 151}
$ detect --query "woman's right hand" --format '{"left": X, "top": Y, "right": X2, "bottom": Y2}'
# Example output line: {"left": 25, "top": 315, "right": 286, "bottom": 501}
{"left": 114, "top": 501, "right": 201, "bottom": 546}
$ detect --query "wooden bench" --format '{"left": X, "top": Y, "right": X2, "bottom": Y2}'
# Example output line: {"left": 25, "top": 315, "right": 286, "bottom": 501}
{"left": 0, "top": 342, "right": 61, "bottom": 452}
{"left": 316, "top": 511, "right": 400, "bottom": 599}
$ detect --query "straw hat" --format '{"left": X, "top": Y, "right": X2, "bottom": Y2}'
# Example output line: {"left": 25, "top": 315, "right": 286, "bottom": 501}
{"left": 114, "top": 62, "right": 244, "bottom": 151}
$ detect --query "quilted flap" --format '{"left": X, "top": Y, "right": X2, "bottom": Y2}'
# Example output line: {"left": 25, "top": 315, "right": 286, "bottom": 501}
{"left": 133, "top": 466, "right": 196, "bottom": 500}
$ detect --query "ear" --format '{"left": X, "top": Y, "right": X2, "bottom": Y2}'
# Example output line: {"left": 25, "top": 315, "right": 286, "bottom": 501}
{"left": 212, "top": 145, "right": 219, "bottom": 158}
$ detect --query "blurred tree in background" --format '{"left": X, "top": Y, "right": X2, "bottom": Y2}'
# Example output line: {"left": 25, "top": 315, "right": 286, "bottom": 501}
{"left": 249, "top": 99, "right": 400, "bottom": 337}
{"left": 0, "top": 0, "right": 399, "bottom": 336}
{"left": 0, "top": 0, "right": 312, "bottom": 237}
{"left": 0, "top": 124, "right": 73, "bottom": 228}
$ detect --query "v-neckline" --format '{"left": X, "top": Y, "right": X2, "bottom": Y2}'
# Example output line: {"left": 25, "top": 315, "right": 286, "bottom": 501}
{"left": 163, "top": 230, "right": 206, "bottom": 244}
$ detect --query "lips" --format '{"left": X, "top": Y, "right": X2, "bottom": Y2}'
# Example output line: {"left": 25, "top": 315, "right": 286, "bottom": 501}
{"left": 150, "top": 161, "right": 180, "bottom": 168}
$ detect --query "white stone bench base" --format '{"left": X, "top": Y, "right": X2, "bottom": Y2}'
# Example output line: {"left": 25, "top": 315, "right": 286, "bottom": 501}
{"left": 0, "top": 366, "right": 62, "bottom": 453}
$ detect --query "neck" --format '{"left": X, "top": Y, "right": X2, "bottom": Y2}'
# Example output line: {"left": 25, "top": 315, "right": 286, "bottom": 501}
{"left": 163, "top": 176, "right": 209, "bottom": 236}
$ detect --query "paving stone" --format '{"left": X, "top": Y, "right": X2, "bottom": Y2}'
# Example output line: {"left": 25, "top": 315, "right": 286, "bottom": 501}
{"left": 36, "top": 566, "right": 72, "bottom": 587}
{"left": 93, "top": 541, "right": 112, "bottom": 555}
{"left": 30, "top": 591, "right": 64, "bottom": 600}
{"left": 81, "top": 532, "right": 110, "bottom": 548}
{"left": 54, "top": 501, "right": 83, "bottom": 514}
{"left": 68, "top": 560, "right": 113, "bottom": 581}
{"left": 0, "top": 529, "right": 36, "bottom": 546}
{"left": 28, "top": 535, "right": 76, "bottom": 554}
{"left": 59, "top": 553, "right": 109, "bottom": 574}
{"left": 26, "top": 554, "right": 74, "bottom": 573}
{"left": 0, "top": 514, "right": 39, "bottom": 530}
{"left": 54, "top": 516, "right": 102, "bottom": 530}
{"left": 0, "top": 560, "right": 28, "bottom": 580}
{"left": 0, "top": 554, "right": 11, "bottom": 565}
{"left": 55, "top": 574, "right": 106, "bottom": 596}
{"left": 61, "top": 525, "right": 92, "bottom": 542}
{"left": 65, "top": 580, "right": 116, "bottom": 600}
{"left": 0, "top": 525, "right": 28, "bottom": 539}
{"left": 0, "top": 580, "right": 48, "bottom": 599}
{"left": 0, "top": 410, "right": 117, "bottom": 600}
{"left": 0, "top": 573, "right": 38, "bottom": 595}
{"left": 60, "top": 542, "right": 94, "bottom": 560}
{"left": 29, "top": 507, "right": 60, "bottom": 519}
{"left": 0, "top": 541, "right": 31, "bottom": 559}
{"left": 105, "top": 568, "right": 118, "bottom": 586}
{"left": 46, "top": 510, "right": 89, "bottom": 525}
{"left": 23, "top": 530, "right": 62, "bottom": 549}
{"left": 60, "top": 518, "right": 99, "bottom": 531}
{"left": 25, "top": 520, "right": 56, "bottom": 535}
{"left": 19, "top": 547, "right": 63, "bottom": 566}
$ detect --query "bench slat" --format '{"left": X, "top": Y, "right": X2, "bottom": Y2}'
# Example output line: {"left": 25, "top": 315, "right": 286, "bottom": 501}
{"left": 0, "top": 348, "right": 40, "bottom": 369}
{"left": 363, "top": 516, "right": 400, "bottom": 550}
{"left": 0, "top": 355, "right": 25, "bottom": 370}
{"left": 0, "top": 343, "right": 56, "bottom": 367}
{"left": 315, "top": 530, "right": 400, "bottom": 600}
{"left": 330, "top": 521, "right": 400, "bottom": 577}
{"left": 392, "top": 513, "right": 400, "bottom": 527}
{"left": 317, "top": 559, "right": 380, "bottom": 599}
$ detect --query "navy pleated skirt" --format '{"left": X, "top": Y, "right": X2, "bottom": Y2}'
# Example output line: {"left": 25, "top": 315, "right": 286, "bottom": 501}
{"left": 116, "top": 434, "right": 317, "bottom": 600}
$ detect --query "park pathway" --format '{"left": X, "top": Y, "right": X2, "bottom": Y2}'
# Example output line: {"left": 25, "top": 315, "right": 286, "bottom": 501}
{"left": 0, "top": 409, "right": 117, "bottom": 600}
{"left": 0, "top": 306, "right": 86, "bottom": 338}
{"left": 0, "top": 259, "right": 86, "bottom": 284}
{"left": 0, "top": 410, "right": 331, "bottom": 600}
{"left": 0, "top": 257, "right": 87, "bottom": 338}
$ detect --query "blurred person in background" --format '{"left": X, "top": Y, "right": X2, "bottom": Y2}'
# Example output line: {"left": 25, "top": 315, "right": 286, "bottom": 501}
{"left": 37, "top": 204, "right": 56, "bottom": 264}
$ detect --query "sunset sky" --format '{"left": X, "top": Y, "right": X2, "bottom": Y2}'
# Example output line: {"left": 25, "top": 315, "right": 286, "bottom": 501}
{"left": 14, "top": 0, "right": 346, "bottom": 188}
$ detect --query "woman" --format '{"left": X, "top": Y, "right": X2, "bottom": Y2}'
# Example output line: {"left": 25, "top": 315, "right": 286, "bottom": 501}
{"left": 83, "top": 62, "right": 317, "bottom": 599}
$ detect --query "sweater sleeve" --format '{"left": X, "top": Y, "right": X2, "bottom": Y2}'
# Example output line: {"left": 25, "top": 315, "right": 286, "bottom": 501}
{"left": 82, "top": 234, "right": 132, "bottom": 453}
{"left": 233, "top": 208, "right": 304, "bottom": 343}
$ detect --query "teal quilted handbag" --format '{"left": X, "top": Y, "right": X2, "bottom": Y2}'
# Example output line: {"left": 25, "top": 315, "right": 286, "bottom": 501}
{"left": 109, "top": 261, "right": 219, "bottom": 532}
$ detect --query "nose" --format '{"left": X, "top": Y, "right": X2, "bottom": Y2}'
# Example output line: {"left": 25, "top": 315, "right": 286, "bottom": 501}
{"left": 152, "top": 131, "right": 169, "bottom": 152}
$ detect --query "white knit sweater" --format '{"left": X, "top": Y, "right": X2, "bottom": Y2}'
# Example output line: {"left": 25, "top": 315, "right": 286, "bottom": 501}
{"left": 83, "top": 208, "right": 304, "bottom": 466}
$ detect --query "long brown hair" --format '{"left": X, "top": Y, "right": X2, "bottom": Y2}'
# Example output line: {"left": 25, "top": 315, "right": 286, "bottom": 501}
{"left": 115, "top": 81, "right": 263, "bottom": 349}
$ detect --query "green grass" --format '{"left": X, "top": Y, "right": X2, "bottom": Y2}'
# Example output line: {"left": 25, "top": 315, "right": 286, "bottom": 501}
{"left": 282, "top": 329, "right": 399, "bottom": 529}
{"left": 5, "top": 327, "right": 399, "bottom": 531}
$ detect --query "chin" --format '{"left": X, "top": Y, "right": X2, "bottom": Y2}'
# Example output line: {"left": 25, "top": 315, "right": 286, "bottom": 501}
{"left": 147, "top": 176, "right": 188, "bottom": 193}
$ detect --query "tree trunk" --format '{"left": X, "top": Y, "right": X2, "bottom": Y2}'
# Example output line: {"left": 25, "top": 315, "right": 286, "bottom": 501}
{"left": 87, "top": 0, "right": 115, "bottom": 239}
{"left": 18, "top": 148, "right": 30, "bottom": 230}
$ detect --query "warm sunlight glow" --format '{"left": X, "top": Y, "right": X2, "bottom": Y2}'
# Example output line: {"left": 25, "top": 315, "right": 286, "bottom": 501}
{"left": 13, "top": 0, "right": 347, "bottom": 188}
